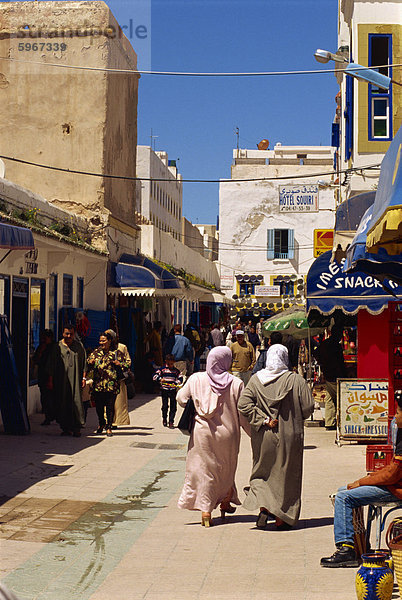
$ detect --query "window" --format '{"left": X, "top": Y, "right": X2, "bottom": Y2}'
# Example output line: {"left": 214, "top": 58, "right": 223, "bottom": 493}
{"left": 29, "top": 278, "right": 45, "bottom": 385}
{"left": 62, "top": 274, "right": 73, "bottom": 306}
{"left": 368, "top": 34, "right": 392, "bottom": 141}
{"left": 48, "top": 273, "right": 57, "bottom": 335}
{"left": 273, "top": 277, "right": 294, "bottom": 296}
{"left": 267, "top": 229, "right": 295, "bottom": 259}
{"left": 239, "top": 283, "right": 255, "bottom": 295}
{"left": 77, "top": 277, "right": 84, "bottom": 308}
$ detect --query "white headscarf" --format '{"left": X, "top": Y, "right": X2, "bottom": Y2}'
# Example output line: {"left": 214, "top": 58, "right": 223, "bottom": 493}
{"left": 257, "top": 344, "right": 290, "bottom": 385}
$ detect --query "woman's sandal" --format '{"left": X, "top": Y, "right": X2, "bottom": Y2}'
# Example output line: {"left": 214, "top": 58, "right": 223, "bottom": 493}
{"left": 275, "top": 517, "right": 292, "bottom": 530}
{"left": 220, "top": 503, "right": 236, "bottom": 520}
{"left": 256, "top": 509, "right": 269, "bottom": 529}
{"left": 201, "top": 512, "right": 213, "bottom": 527}
{"left": 96, "top": 426, "right": 104, "bottom": 434}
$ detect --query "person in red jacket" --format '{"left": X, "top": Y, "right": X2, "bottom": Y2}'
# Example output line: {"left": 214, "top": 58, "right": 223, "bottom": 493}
{"left": 321, "top": 402, "right": 402, "bottom": 568}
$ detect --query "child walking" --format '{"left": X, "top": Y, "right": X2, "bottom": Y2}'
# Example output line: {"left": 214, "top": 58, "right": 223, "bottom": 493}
{"left": 153, "top": 354, "right": 183, "bottom": 428}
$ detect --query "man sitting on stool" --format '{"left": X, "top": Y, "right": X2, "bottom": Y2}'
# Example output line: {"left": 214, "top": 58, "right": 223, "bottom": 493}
{"left": 321, "top": 401, "right": 402, "bottom": 568}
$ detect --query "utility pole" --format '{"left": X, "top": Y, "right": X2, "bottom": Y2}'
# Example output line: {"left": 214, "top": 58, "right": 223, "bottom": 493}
{"left": 235, "top": 127, "right": 240, "bottom": 158}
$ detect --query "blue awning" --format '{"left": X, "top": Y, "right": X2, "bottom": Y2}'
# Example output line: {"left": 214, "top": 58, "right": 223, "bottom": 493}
{"left": 332, "top": 191, "right": 376, "bottom": 253}
{"left": 0, "top": 222, "right": 34, "bottom": 250}
{"left": 108, "top": 253, "right": 181, "bottom": 293}
{"left": 306, "top": 250, "right": 402, "bottom": 316}
{"left": 344, "top": 204, "right": 402, "bottom": 285}
{"left": 365, "top": 123, "right": 402, "bottom": 254}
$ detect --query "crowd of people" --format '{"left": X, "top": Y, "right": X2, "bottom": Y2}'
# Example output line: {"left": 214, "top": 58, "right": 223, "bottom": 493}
{"left": 31, "top": 316, "right": 402, "bottom": 570}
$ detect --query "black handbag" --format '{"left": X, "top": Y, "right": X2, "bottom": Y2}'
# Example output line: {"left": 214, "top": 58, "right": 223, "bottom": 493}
{"left": 178, "top": 398, "right": 196, "bottom": 435}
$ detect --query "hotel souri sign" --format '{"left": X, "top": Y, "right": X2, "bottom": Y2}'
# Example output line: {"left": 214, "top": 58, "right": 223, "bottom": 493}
{"left": 279, "top": 184, "right": 319, "bottom": 212}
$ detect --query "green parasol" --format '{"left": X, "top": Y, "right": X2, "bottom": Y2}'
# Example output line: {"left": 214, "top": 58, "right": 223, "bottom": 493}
{"left": 262, "top": 308, "right": 324, "bottom": 339}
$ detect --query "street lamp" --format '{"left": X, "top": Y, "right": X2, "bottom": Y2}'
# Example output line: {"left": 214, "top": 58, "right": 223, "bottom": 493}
{"left": 314, "top": 48, "right": 391, "bottom": 90}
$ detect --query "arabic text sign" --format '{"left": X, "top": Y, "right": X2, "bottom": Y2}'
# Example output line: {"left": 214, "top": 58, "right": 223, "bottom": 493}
{"left": 254, "top": 285, "right": 281, "bottom": 297}
{"left": 279, "top": 185, "right": 319, "bottom": 212}
{"left": 338, "top": 379, "right": 388, "bottom": 440}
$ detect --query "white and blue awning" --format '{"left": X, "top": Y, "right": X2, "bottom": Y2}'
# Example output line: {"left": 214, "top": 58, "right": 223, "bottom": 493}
{"left": 107, "top": 253, "right": 181, "bottom": 297}
{"left": 306, "top": 250, "right": 401, "bottom": 316}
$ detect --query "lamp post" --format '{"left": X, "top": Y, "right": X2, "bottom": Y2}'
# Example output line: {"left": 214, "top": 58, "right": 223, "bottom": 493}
{"left": 314, "top": 48, "right": 391, "bottom": 90}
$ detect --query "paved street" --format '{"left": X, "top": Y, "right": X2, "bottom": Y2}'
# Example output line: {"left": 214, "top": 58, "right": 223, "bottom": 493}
{"left": 0, "top": 394, "right": 399, "bottom": 600}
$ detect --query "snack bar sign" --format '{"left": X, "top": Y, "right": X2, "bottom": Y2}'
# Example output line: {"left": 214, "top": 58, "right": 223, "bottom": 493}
{"left": 279, "top": 185, "right": 319, "bottom": 212}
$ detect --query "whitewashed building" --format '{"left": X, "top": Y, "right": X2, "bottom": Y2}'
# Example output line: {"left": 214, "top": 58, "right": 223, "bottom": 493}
{"left": 219, "top": 144, "right": 336, "bottom": 313}
{"left": 136, "top": 146, "right": 183, "bottom": 240}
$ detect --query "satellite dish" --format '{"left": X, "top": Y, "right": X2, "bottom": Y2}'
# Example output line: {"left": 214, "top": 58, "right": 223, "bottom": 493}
{"left": 257, "top": 139, "right": 269, "bottom": 150}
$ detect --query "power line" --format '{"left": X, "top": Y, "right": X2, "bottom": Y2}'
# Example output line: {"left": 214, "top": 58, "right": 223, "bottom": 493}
{"left": 0, "top": 154, "right": 381, "bottom": 183}
{"left": 1, "top": 55, "right": 401, "bottom": 77}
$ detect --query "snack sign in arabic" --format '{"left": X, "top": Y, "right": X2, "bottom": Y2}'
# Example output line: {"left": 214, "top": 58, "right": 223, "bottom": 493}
{"left": 339, "top": 380, "right": 388, "bottom": 438}
{"left": 279, "top": 184, "right": 319, "bottom": 212}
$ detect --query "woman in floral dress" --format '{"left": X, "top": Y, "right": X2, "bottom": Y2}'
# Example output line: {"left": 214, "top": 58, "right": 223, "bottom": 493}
{"left": 87, "top": 331, "right": 130, "bottom": 437}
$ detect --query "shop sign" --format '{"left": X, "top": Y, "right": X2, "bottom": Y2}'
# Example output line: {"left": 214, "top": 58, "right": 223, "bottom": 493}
{"left": 254, "top": 285, "right": 281, "bottom": 297}
{"left": 279, "top": 184, "right": 319, "bottom": 212}
{"left": 220, "top": 267, "right": 234, "bottom": 289}
{"left": 314, "top": 229, "right": 334, "bottom": 257}
{"left": 338, "top": 379, "right": 388, "bottom": 441}
{"left": 25, "top": 249, "right": 38, "bottom": 274}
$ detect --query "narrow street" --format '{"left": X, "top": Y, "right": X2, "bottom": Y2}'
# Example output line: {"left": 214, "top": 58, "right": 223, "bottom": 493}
{"left": 0, "top": 395, "right": 384, "bottom": 600}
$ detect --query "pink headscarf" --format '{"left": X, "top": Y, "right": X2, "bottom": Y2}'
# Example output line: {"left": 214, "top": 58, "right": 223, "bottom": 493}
{"left": 206, "top": 346, "right": 234, "bottom": 395}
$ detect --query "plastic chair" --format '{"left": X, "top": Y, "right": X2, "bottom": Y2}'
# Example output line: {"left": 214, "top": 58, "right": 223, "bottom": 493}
{"left": 366, "top": 502, "right": 402, "bottom": 550}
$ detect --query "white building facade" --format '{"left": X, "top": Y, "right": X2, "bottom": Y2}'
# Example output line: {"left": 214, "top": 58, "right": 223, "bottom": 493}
{"left": 219, "top": 145, "right": 336, "bottom": 312}
{"left": 136, "top": 146, "right": 183, "bottom": 240}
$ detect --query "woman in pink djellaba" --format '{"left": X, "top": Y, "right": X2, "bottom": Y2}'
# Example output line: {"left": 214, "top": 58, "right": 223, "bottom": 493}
{"left": 177, "top": 346, "right": 250, "bottom": 526}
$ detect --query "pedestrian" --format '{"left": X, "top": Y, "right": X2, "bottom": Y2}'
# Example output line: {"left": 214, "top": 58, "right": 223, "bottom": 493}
{"left": 153, "top": 353, "right": 183, "bottom": 428}
{"left": 46, "top": 323, "right": 86, "bottom": 437}
{"left": 252, "top": 331, "right": 283, "bottom": 374}
{"left": 165, "top": 324, "right": 194, "bottom": 382}
{"left": 87, "top": 331, "right": 130, "bottom": 437}
{"left": 146, "top": 321, "right": 163, "bottom": 367}
{"left": 184, "top": 323, "right": 201, "bottom": 375}
{"left": 238, "top": 344, "right": 314, "bottom": 529}
{"left": 177, "top": 346, "right": 250, "bottom": 526}
{"left": 33, "top": 329, "right": 56, "bottom": 426}
{"left": 313, "top": 324, "right": 346, "bottom": 430}
{"left": 321, "top": 401, "right": 402, "bottom": 568}
{"left": 231, "top": 330, "right": 255, "bottom": 385}
{"left": 105, "top": 329, "right": 132, "bottom": 428}
{"left": 247, "top": 325, "right": 260, "bottom": 353}
{"left": 210, "top": 323, "right": 224, "bottom": 347}
{"left": 256, "top": 317, "right": 265, "bottom": 343}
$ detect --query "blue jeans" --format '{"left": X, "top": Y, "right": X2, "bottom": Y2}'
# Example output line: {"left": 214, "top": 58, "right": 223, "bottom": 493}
{"left": 334, "top": 485, "right": 399, "bottom": 544}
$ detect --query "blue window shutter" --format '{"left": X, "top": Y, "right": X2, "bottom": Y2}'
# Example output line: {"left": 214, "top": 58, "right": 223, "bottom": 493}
{"left": 288, "top": 229, "right": 295, "bottom": 259}
{"left": 267, "top": 229, "right": 274, "bottom": 260}
{"left": 345, "top": 74, "right": 353, "bottom": 160}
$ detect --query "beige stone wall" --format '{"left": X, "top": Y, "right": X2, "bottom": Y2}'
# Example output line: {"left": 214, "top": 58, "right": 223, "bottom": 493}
{"left": 0, "top": 1, "right": 138, "bottom": 230}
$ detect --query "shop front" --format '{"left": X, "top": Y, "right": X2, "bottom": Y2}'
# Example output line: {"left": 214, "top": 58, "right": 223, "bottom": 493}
{"left": 306, "top": 250, "right": 402, "bottom": 443}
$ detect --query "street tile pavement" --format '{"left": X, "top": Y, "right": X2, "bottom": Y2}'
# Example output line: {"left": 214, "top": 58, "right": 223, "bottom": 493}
{"left": 0, "top": 393, "right": 400, "bottom": 599}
